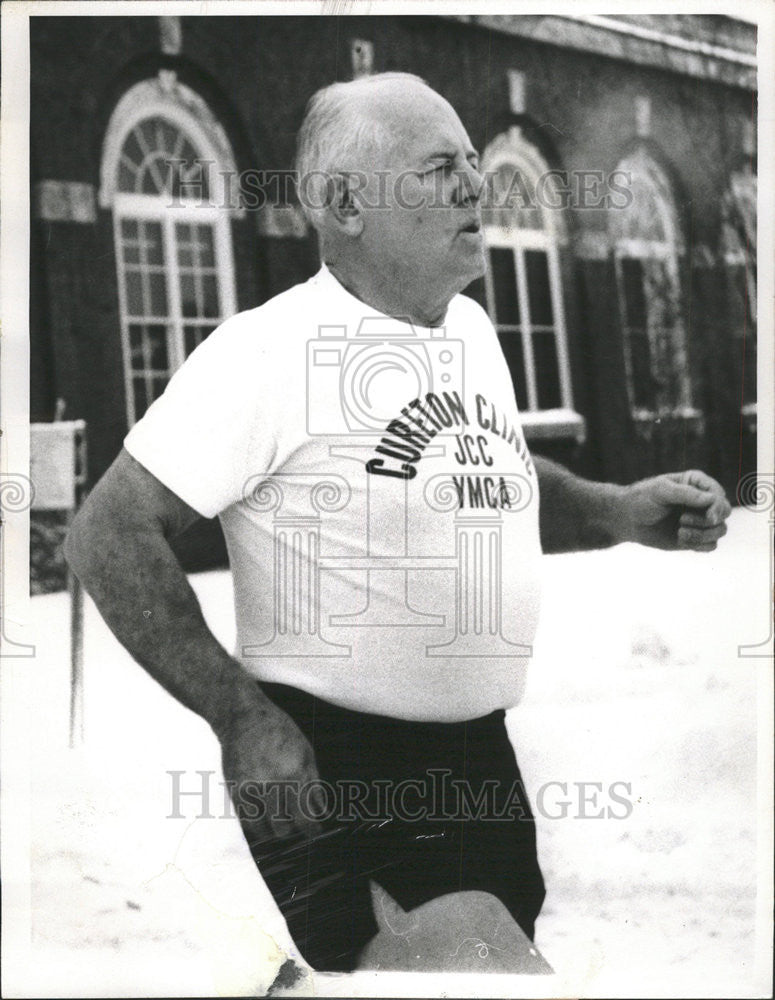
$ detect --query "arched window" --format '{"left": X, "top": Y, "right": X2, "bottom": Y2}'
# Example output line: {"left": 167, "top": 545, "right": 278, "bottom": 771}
{"left": 480, "top": 127, "right": 575, "bottom": 425}
{"left": 100, "top": 75, "right": 239, "bottom": 425}
{"left": 721, "top": 164, "right": 756, "bottom": 416}
{"left": 609, "top": 147, "right": 691, "bottom": 419}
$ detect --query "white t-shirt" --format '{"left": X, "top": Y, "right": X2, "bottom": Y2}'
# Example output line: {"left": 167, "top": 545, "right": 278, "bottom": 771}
{"left": 125, "top": 265, "right": 542, "bottom": 722}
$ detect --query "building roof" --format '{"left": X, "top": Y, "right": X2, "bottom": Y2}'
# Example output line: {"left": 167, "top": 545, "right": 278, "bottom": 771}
{"left": 444, "top": 14, "right": 757, "bottom": 89}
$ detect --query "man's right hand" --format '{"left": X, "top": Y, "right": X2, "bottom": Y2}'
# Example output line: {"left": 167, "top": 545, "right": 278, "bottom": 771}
{"left": 214, "top": 682, "right": 325, "bottom": 850}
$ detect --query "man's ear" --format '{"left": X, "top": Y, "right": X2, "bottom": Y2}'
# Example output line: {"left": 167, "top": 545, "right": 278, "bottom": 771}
{"left": 329, "top": 173, "right": 364, "bottom": 236}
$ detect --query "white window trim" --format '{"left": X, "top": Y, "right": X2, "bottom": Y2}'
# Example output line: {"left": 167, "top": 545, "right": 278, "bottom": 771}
{"left": 100, "top": 76, "right": 243, "bottom": 216}
{"left": 104, "top": 82, "right": 241, "bottom": 427}
{"left": 481, "top": 126, "right": 569, "bottom": 244}
{"left": 480, "top": 129, "right": 579, "bottom": 438}
{"left": 112, "top": 193, "right": 234, "bottom": 220}
{"left": 483, "top": 236, "right": 576, "bottom": 419}
{"left": 610, "top": 148, "right": 684, "bottom": 252}
{"left": 519, "top": 408, "right": 587, "bottom": 443}
{"left": 114, "top": 200, "right": 237, "bottom": 427}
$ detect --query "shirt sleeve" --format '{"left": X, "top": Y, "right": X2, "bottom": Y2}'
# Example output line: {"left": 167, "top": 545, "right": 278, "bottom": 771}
{"left": 124, "top": 311, "right": 285, "bottom": 519}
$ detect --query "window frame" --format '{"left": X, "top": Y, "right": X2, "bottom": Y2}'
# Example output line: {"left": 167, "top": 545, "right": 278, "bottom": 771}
{"left": 101, "top": 77, "right": 240, "bottom": 427}
{"left": 483, "top": 223, "right": 573, "bottom": 414}
{"left": 610, "top": 148, "right": 696, "bottom": 422}
{"left": 479, "top": 127, "right": 582, "bottom": 441}
{"left": 113, "top": 195, "right": 237, "bottom": 425}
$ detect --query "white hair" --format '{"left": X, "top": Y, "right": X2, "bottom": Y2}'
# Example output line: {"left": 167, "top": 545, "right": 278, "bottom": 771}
{"left": 294, "top": 72, "right": 430, "bottom": 224}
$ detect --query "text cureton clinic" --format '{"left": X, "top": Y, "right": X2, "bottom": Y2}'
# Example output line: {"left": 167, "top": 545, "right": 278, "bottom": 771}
{"left": 366, "top": 391, "right": 533, "bottom": 480}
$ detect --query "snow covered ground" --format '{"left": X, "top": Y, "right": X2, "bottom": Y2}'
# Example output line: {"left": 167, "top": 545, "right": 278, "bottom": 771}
{"left": 2, "top": 507, "right": 772, "bottom": 998}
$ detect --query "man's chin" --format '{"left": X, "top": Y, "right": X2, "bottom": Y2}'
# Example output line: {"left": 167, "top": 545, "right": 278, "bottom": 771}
{"left": 406, "top": 249, "right": 486, "bottom": 305}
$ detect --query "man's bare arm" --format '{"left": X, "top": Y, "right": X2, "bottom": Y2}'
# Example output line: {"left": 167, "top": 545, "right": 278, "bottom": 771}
{"left": 64, "top": 448, "right": 255, "bottom": 728}
{"left": 64, "top": 448, "right": 322, "bottom": 840}
{"left": 533, "top": 455, "right": 731, "bottom": 554}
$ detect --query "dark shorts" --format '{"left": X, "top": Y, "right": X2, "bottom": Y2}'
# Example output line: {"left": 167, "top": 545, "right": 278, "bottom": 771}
{"left": 247, "top": 681, "right": 545, "bottom": 972}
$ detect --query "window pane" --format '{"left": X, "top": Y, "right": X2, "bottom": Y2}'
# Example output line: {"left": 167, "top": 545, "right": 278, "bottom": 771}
{"left": 124, "top": 272, "right": 144, "bottom": 316}
{"left": 643, "top": 258, "right": 688, "bottom": 410}
{"left": 620, "top": 257, "right": 655, "bottom": 410}
{"left": 180, "top": 138, "right": 199, "bottom": 164}
{"left": 496, "top": 330, "right": 528, "bottom": 410}
{"left": 118, "top": 161, "right": 136, "bottom": 193}
{"left": 140, "top": 222, "right": 163, "bottom": 266}
{"left": 641, "top": 258, "right": 674, "bottom": 327}
{"left": 140, "top": 157, "right": 164, "bottom": 196}
{"left": 201, "top": 274, "right": 220, "bottom": 317}
{"left": 525, "top": 250, "right": 553, "bottom": 327}
{"left": 620, "top": 255, "right": 692, "bottom": 413}
{"left": 196, "top": 225, "right": 215, "bottom": 267}
{"left": 532, "top": 331, "right": 562, "bottom": 409}
{"left": 628, "top": 331, "right": 656, "bottom": 410}
{"left": 124, "top": 117, "right": 207, "bottom": 198}
{"left": 147, "top": 325, "right": 169, "bottom": 370}
{"left": 126, "top": 324, "right": 170, "bottom": 373}
{"left": 620, "top": 258, "right": 647, "bottom": 329}
{"left": 184, "top": 326, "right": 202, "bottom": 356}
{"left": 149, "top": 272, "right": 168, "bottom": 316}
{"left": 127, "top": 324, "right": 145, "bottom": 367}
{"left": 180, "top": 274, "right": 198, "bottom": 317}
{"left": 123, "top": 131, "right": 144, "bottom": 171}
{"left": 121, "top": 219, "right": 138, "bottom": 240}
{"left": 138, "top": 120, "right": 158, "bottom": 156}
{"left": 156, "top": 119, "right": 178, "bottom": 156}
{"left": 184, "top": 325, "right": 216, "bottom": 356}
{"left": 133, "top": 379, "right": 148, "bottom": 420}
{"left": 178, "top": 245, "right": 194, "bottom": 267}
{"left": 489, "top": 248, "right": 520, "bottom": 326}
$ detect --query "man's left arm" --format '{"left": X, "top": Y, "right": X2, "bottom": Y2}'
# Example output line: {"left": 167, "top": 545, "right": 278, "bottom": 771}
{"left": 534, "top": 455, "right": 732, "bottom": 554}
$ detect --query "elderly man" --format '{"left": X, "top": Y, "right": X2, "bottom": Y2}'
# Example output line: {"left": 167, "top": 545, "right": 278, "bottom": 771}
{"left": 65, "top": 73, "right": 731, "bottom": 975}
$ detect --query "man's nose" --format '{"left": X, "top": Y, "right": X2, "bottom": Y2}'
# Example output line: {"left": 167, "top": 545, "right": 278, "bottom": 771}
{"left": 453, "top": 161, "right": 485, "bottom": 207}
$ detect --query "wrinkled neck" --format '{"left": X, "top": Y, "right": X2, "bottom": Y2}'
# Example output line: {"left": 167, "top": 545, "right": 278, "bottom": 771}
{"left": 324, "top": 256, "right": 450, "bottom": 328}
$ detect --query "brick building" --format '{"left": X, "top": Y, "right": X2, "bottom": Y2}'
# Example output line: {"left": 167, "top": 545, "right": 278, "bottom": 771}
{"left": 30, "top": 13, "right": 757, "bottom": 567}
